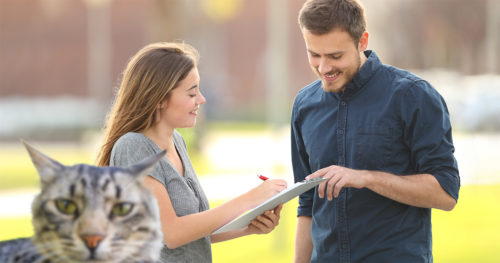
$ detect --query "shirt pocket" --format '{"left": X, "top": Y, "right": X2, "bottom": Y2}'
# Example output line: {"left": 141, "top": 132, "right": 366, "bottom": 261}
{"left": 354, "top": 124, "right": 400, "bottom": 170}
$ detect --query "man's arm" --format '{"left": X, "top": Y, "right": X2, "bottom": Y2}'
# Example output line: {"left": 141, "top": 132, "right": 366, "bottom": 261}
{"left": 294, "top": 216, "right": 313, "bottom": 263}
{"left": 291, "top": 97, "right": 316, "bottom": 262}
{"left": 306, "top": 166, "right": 456, "bottom": 211}
{"left": 365, "top": 171, "right": 456, "bottom": 211}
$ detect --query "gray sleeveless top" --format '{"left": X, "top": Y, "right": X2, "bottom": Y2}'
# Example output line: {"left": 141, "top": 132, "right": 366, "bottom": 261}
{"left": 110, "top": 131, "right": 212, "bottom": 263}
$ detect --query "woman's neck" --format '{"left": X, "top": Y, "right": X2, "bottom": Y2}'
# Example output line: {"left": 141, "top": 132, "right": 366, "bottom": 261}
{"left": 141, "top": 124, "right": 175, "bottom": 152}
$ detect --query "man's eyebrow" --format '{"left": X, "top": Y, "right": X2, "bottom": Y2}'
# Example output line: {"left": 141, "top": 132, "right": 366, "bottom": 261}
{"left": 307, "top": 49, "right": 344, "bottom": 56}
{"left": 307, "top": 49, "right": 319, "bottom": 55}
{"left": 327, "top": 51, "right": 344, "bottom": 56}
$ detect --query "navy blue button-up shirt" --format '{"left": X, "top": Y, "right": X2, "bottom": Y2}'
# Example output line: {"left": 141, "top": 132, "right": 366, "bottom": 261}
{"left": 291, "top": 51, "right": 460, "bottom": 263}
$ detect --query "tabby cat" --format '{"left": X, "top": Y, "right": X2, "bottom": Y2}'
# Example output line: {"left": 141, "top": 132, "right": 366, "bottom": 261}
{"left": 0, "top": 142, "right": 165, "bottom": 263}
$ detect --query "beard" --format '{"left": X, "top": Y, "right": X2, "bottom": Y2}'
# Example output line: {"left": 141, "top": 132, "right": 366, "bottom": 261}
{"left": 318, "top": 53, "right": 362, "bottom": 93}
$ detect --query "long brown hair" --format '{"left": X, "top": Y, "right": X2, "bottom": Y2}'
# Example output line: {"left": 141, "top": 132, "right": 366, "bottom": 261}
{"left": 96, "top": 42, "right": 199, "bottom": 166}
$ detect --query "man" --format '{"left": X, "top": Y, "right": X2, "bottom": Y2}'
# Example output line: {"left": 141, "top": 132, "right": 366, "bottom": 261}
{"left": 290, "top": 0, "right": 460, "bottom": 262}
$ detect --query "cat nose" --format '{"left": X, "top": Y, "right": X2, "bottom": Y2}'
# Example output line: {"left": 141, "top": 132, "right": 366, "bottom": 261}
{"left": 81, "top": 234, "right": 105, "bottom": 251}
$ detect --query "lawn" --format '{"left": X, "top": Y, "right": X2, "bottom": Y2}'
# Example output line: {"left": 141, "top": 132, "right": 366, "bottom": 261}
{"left": 1, "top": 135, "right": 499, "bottom": 262}
{"left": 1, "top": 184, "right": 499, "bottom": 262}
{"left": 212, "top": 184, "right": 500, "bottom": 263}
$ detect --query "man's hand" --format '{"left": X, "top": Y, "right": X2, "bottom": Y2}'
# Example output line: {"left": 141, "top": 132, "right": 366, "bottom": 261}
{"left": 306, "top": 165, "right": 370, "bottom": 200}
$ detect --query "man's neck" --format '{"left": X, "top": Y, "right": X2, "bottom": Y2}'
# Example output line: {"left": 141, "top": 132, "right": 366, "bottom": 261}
{"left": 360, "top": 51, "right": 368, "bottom": 68}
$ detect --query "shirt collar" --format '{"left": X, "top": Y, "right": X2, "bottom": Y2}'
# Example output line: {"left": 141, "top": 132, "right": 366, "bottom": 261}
{"left": 342, "top": 50, "right": 381, "bottom": 98}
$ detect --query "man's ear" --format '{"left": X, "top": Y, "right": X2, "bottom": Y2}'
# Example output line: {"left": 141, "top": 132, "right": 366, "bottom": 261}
{"left": 358, "top": 31, "right": 369, "bottom": 51}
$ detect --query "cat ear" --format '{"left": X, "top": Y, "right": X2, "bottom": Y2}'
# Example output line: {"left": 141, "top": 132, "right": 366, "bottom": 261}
{"left": 22, "top": 140, "right": 65, "bottom": 185}
{"left": 127, "top": 150, "right": 166, "bottom": 180}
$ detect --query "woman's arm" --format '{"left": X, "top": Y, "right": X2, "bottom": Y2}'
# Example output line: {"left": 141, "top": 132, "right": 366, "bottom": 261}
{"left": 143, "top": 176, "right": 287, "bottom": 249}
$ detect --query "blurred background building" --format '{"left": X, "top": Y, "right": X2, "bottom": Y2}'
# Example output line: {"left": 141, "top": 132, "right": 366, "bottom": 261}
{"left": 1, "top": 0, "right": 499, "bottom": 141}
{"left": 1, "top": 1, "right": 500, "bottom": 262}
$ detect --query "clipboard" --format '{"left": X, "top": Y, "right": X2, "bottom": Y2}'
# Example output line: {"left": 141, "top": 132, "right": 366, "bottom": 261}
{"left": 212, "top": 177, "right": 327, "bottom": 234}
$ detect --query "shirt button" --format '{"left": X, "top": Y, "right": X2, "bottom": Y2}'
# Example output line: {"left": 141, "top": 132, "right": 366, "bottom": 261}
{"left": 338, "top": 129, "right": 344, "bottom": 134}
{"left": 340, "top": 101, "right": 347, "bottom": 106}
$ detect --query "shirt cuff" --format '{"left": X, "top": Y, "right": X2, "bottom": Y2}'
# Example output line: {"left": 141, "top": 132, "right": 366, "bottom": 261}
{"left": 297, "top": 193, "right": 313, "bottom": 217}
{"left": 433, "top": 169, "right": 460, "bottom": 201}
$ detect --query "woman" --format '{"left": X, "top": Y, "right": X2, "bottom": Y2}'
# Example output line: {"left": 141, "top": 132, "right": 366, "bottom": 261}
{"left": 96, "top": 42, "right": 287, "bottom": 262}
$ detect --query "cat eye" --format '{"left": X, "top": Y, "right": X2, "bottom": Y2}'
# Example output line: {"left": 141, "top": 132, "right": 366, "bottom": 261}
{"left": 112, "top": 202, "right": 134, "bottom": 216}
{"left": 55, "top": 199, "right": 78, "bottom": 215}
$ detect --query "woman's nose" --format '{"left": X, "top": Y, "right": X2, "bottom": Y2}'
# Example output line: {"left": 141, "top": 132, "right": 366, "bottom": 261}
{"left": 197, "top": 91, "right": 207, "bottom": 105}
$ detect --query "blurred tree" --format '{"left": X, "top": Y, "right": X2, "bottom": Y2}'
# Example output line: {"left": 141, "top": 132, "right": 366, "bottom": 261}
{"left": 149, "top": 0, "right": 187, "bottom": 41}
{"left": 368, "top": 0, "right": 492, "bottom": 75}
{"left": 201, "top": 0, "right": 244, "bottom": 23}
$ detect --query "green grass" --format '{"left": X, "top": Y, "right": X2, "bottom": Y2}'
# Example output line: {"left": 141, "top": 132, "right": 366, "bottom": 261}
{"left": 1, "top": 137, "right": 499, "bottom": 262}
{"left": 0, "top": 143, "right": 94, "bottom": 190}
{"left": 1, "top": 185, "right": 499, "bottom": 262}
{"left": 0, "top": 217, "right": 33, "bottom": 240}
{"left": 433, "top": 184, "right": 500, "bottom": 263}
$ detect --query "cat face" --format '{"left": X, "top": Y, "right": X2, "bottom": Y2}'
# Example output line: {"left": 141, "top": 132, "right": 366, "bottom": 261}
{"left": 24, "top": 142, "right": 164, "bottom": 263}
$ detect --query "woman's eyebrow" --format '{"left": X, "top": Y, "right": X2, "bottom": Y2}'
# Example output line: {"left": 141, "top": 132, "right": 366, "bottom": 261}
{"left": 186, "top": 85, "right": 198, "bottom": 91}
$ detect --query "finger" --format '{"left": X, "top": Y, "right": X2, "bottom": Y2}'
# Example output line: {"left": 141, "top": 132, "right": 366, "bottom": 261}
{"left": 250, "top": 220, "right": 265, "bottom": 233}
{"left": 270, "top": 179, "right": 288, "bottom": 187}
{"left": 317, "top": 180, "right": 326, "bottom": 198}
{"left": 269, "top": 180, "right": 288, "bottom": 192}
{"left": 317, "top": 168, "right": 337, "bottom": 198}
{"left": 263, "top": 211, "right": 279, "bottom": 225}
{"left": 252, "top": 218, "right": 270, "bottom": 232}
{"left": 306, "top": 166, "right": 328, "bottom": 180}
{"left": 281, "top": 180, "right": 288, "bottom": 187}
{"left": 256, "top": 214, "right": 273, "bottom": 227}
{"left": 333, "top": 179, "right": 345, "bottom": 198}
{"left": 326, "top": 177, "right": 336, "bottom": 201}
{"left": 327, "top": 171, "right": 343, "bottom": 200}
{"left": 273, "top": 204, "right": 283, "bottom": 216}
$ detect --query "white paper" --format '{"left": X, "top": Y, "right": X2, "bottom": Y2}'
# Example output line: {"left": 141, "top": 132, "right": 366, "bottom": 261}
{"left": 212, "top": 177, "right": 327, "bottom": 234}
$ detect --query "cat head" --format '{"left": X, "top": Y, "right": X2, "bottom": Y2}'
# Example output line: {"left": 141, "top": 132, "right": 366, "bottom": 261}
{"left": 24, "top": 141, "right": 165, "bottom": 263}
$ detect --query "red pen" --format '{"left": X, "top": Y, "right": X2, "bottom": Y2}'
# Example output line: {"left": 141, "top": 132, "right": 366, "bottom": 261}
{"left": 258, "top": 174, "right": 269, "bottom": 181}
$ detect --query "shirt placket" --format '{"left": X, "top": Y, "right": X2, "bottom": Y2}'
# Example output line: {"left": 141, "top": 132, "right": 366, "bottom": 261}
{"left": 337, "top": 98, "right": 350, "bottom": 263}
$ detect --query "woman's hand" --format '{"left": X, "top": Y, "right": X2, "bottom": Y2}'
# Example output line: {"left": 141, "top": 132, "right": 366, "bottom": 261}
{"left": 246, "top": 204, "right": 283, "bottom": 235}
{"left": 250, "top": 179, "right": 288, "bottom": 205}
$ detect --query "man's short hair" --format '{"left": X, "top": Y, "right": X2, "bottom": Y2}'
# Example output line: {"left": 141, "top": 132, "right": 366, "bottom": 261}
{"left": 298, "top": 0, "right": 366, "bottom": 44}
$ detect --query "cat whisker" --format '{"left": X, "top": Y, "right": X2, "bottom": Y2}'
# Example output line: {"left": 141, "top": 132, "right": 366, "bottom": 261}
{"left": 34, "top": 250, "right": 60, "bottom": 262}
{"left": 34, "top": 250, "right": 60, "bottom": 263}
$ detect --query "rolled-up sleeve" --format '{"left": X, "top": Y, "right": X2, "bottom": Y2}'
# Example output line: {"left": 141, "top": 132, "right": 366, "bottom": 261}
{"left": 401, "top": 81, "right": 460, "bottom": 200}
